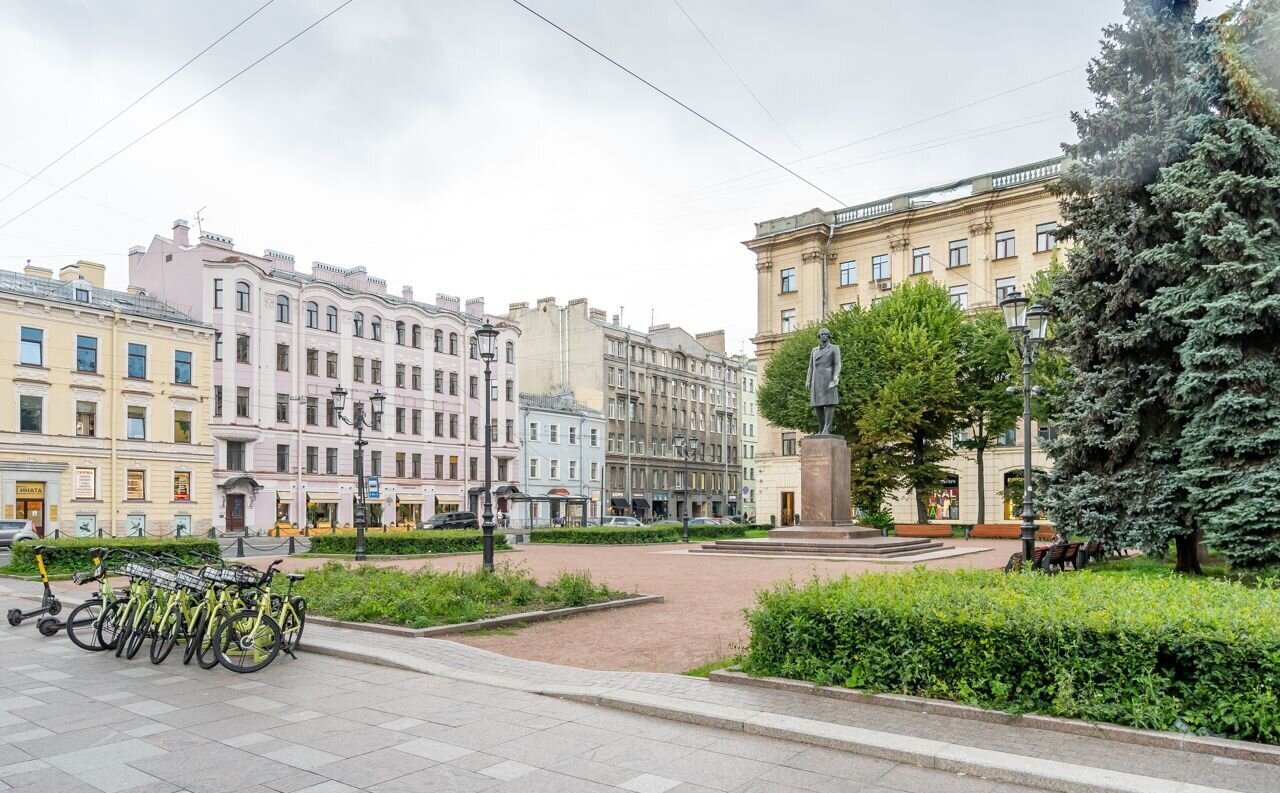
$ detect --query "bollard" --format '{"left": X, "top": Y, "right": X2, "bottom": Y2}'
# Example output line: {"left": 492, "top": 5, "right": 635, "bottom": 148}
{"left": 288, "top": 535, "right": 296, "bottom": 555}
{"left": 208, "top": 526, "right": 216, "bottom": 539}
{"left": 235, "top": 537, "right": 245, "bottom": 558}
{"left": 52, "top": 527, "right": 59, "bottom": 539}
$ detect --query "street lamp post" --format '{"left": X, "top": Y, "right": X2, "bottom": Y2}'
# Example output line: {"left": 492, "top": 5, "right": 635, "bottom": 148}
{"left": 999, "top": 291, "right": 1050, "bottom": 567}
{"left": 674, "top": 432, "right": 698, "bottom": 543}
{"left": 476, "top": 322, "right": 500, "bottom": 572}
{"left": 331, "top": 385, "right": 385, "bottom": 562}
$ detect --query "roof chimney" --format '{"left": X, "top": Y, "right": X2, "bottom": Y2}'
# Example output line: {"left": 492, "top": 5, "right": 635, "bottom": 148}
{"left": 402, "top": 285, "right": 414, "bottom": 301}
{"left": 58, "top": 263, "right": 81, "bottom": 283}
{"left": 128, "top": 245, "right": 146, "bottom": 271}
{"left": 465, "top": 297, "right": 484, "bottom": 317}
{"left": 23, "top": 261, "right": 53, "bottom": 280}
{"left": 173, "top": 219, "right": 190, "bottom": 247}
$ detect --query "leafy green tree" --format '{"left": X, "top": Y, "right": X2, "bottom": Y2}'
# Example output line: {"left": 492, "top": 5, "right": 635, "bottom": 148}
{"left": 954, "top": 311, "right": 1020, "bottom": 523}
{"left": 1024, "top": 252, "right": 1070, "bottom": 427}
{"left": 758, "top": 280, "right": 965, "bottom": 522}
{"left": 1046, "top": 0, "right": 1212, "bottom": 572}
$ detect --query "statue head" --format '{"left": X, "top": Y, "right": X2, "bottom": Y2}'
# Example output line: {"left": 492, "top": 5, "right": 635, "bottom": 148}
{"left": 818, "top": 327, "right": 831, "bottom": 345}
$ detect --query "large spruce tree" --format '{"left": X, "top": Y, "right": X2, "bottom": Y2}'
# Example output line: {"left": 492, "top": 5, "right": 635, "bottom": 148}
{"left": 1046, "top": 0, "right": 1214, "bottom": 571}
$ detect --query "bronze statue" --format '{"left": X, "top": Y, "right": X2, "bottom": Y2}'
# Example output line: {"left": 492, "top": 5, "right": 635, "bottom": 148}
{"left": 806, "top": 327, "right": 841, "bottom": 435}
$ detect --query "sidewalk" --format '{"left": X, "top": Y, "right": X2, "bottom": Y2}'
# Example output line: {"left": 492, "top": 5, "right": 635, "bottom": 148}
{"left": 4, "top": 578, "right": 1275, "bottom": 793}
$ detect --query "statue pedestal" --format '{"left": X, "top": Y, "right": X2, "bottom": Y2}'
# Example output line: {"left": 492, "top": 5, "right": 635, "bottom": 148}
{"left": 798, "top": 434, "right": 852, "bottom": 528}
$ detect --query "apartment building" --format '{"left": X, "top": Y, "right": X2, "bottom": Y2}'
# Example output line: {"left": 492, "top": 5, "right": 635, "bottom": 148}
{"left": 0, "top": 261, "right": 214, "bottom": 537}
{"left": 747, "top": 158, "right": 1062, "bottom": 526}
{"left": 516, "top": 393, "right": 605, "bottom": 527}
{"left": 737, "top": 356, "right": 758, "bottom": 522}
{"left": 129, "top": 220, "right": 519, "bottom": 533}
{"left": 509, "top": 298, "right": 743, "bottom": 520}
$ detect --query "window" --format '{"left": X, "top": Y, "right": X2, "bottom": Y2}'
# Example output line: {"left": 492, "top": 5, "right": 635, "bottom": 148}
{"left": 568, "top": 460, "right": 577, "bottom": 480}
{"left": 322, "top": 305, "right": 336, "bottom": 333}
{"left": 949, "top": 239, "right": 969, "bottom": 267}
{"left": 353, "top": 357, "right": 365, "bottom": 382}
{"left": 371, "top": 359, "right": 382, "bottom": 385}
{"left": 212, "top": 279, "right": 223, "bottom": 309}
{"left": 995, "top": 229, "right": 1016, "bottom": 259}
{"left": 590, "top": 428, "right": 599, "bottom": 447}
{"left": 395, "top": 407, "right": 406, "bottom": 434}
{"left": 433, "top": 369, "right": 443, "bottom": 393}
{"left": 75, "top": 285, "right": 90, "bottom": 302}
{"left": 996, "top": 427, "right": 1017, "bottom": 446}
{"left": 995, "top": 276, "right": 1018, "bottom": 303}
{"left": 780, "top": 309, "right": 796, "bottom": 333}
{"left": 780, "top": 267, "right": 796, "bottom": 293}
{"left": 236, "top": 387, "right": 250, "bottom": 418}
{"left": 326, "top": 352, "right": 338, "bottom": 379}
{"left": 19, "top": 395, "right": 41, "bottom": 432}
{"left": 395, "top": 364, "right": 406, "bottom": 388}
{"left": 505, "top": 380, "right": 514, "bottom": 401}
{"left": 549, "top": 424, "right": 559, "bottom": 443}
{"left": 450, "top": 333, "right": 459, "bottom": 356}
{"left": 76, "top": 401, "right": 96, "bottom": 437}
{"left": 1038, "top": 424, "right": 1059, "bottom": 444}
{"left": 449, "top": 456, "right": 458, "bottom": 479}
{"left": 497, "top": 459, "right": 509, "bottom": 480}
{"left": 590, "top": 461, "right": 599, "bottom": 482}
{"left": 127, "top": 406, "right": 146, "bottom": 439}
{"left": 412, "top": 453, "right": 422, "bottom": 478}
{"left": 549, "top": 459, "right": 559, "bottom": 479}
{"left": 839, "top": 260, "right": 856, "bottom": 286}
{"left": 276, "top": 393, "right": 290, "bottom": 423}
{"left": 370, "top": 451, "right": 381, "bottom": 476}
{"left": 448, "top": 413, "right": 458, "bottom": 438}
{"left": 326, "top": 448, "right": 337, "bottom": 475}
{"left": 431, "top": 328, "right": 441, "bottom": 351}
{"left": 505, "top": 419, "right": 514, "bottom": 442}
{"left": 307, "top": 349, "right": 319, "bottom": 376}
{"left": 214, "top": 333, "right": 223, "bottom": 361}
{"left": 306, "top": 397, "right": 318, "bottom": 425}
{"left": 169, "top": 409, "right": 192, "bottom": 443}
{"left": 412, "top": 409, "right": 423, "bottom": 435}
{"left": 568, "top": 426, "right": 578, "bottom": 445}
{"left": 236, "top": 334, "right": 250, "bottom": 364}
{"left": 306, "top": 446, "right": 318, "bottom": 474}
{"left": 505, "top": 341, "right": 514, "bottom": 364}
{"left": 434, "top": 411, "right": 444, "bottom": 436}
{"left": 213, "top": 386, "right": 223, "bottom": 417}
{"left": 275, "top": 343, "right": 289, "bottom": 372}
{"left": 276, "top": 444, "right": 290, "bottom": 473}
{"left": 911, "top": 246, "right": 931, "bottom": 274}
{"left": 529, "top": 422, "right": 539, "bottom": 442}
{"left": 76, "top": 335, "right": 97, "bottom": 373}
{"left": 469, "top": 457, "right": 478, "bottom": 480}
{"left": 871, "top": 254, "right": 890, "bottom": 281}
{"left": 949, "top": 284, "right": 969, "bottom": 310}
{"left": 469, "top": 376, "right": 478, "bottom": 398}
{"left": 781, "top": 432, "right": 797, "bottom": 456}
{"left": 353, "top": 311, "right": 364, "bottom": 337}
{"left": 430, "top": 455, "right": 440, "bottom": 478}
{"left": 529, "top": 458, "right": 539, "bottom": 479}
{"left": 371, "top": 315, "right": 382, "bottom": 340}
{"left": 126, "top": 469, "right": 146, "bottom": 500}
{"left": 395, "top": 321, "right": 406, "bottom": 345}
{"left": 470, "top": 416, "right": 479, "bottom": 440}
{"left": 306, "top": 302, "right": 319, "bottom": 328}
{"left": 235, "top": 281, "right": 251, "bottom": 312}
{"left": 326, "top": 399, "right": 337, "bottom": 427}
{"left": 469, "top": 338, "right": 478, "bottom": 359}
{"left": 275, "top": 294, "right": 290, "bottom": 323}
{"left": 1036, "top": 222, "right": 1057, "bottom": 252}
{"left": 449, "top": 372, "right": 458, "bottom": 395}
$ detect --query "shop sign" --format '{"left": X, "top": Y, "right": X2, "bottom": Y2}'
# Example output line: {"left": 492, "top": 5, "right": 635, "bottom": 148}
{"left": 16, "top": 481, "right": 44, "bottom": 499}
{"left": 74, "top": 468, "right": 96, "bottom": 499}
{"left": 173, "top": 472, "right": 191, "bottom": 501}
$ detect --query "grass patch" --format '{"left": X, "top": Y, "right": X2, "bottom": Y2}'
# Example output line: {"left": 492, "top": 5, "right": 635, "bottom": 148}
{"left": 297, "top": 561, "right": 625, "bottom": 629}
{"left": 1091, "top": 554, "right": 1280, "bottom": 586}
{"left": 683, "top": 656, "right": 740, "bottom": 678}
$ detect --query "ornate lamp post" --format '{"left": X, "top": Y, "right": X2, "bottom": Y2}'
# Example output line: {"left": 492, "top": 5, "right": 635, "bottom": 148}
{"left": 999, "top": 291, "right": 1050, "bottom": 566}
{"left": 331, "top": 385, "right": 385, "bottom": 562}
{"left": 476, "top": 322, "right": 500, "bottom": 572}
{"left": 674, "top": 431, "right": 698, "bottom": 543}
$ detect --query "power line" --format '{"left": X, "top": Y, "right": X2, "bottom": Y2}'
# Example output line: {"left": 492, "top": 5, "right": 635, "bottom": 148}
{"left": 507, "top": 0, "right": 845, "bottom": 206}
{"left": 0, "top": 0, "right": 357, "bottom": 234}
{"left": 670, "top": 0, "right": 802, "bottom": 153}
{"left": 0, "top": 0, "right": 278, "bottom": 208}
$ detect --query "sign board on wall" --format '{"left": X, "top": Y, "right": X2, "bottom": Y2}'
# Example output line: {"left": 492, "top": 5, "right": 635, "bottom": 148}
{"left": 75, "top": 468, "right": 96, "bottom": 499}
{"left": 173, "top": 472, "right": 191, "bottom": 501}
{"left": 16, "top": 482, "right": 44, "bottom": 499}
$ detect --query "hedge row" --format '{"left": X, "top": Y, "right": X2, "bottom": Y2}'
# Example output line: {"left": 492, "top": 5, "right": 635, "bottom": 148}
{"left": 530, "top": 524, "right": 765, "bottom": 544}
{"left": 307, "top": 530, "right": 509, "bottom": 556}
{"left": 8, "top": 537, "right": 220, "bottom": 575}
{"left": 743, "top": 567, "right": 1280, "bottom": 744}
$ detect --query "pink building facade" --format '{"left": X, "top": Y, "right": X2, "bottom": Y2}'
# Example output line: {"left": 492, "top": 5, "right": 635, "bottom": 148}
{"left": 129, "top": 220, "right": 520, "bottom": 533}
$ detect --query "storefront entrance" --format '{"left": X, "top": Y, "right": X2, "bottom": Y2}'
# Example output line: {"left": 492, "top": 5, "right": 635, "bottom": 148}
{"left": 16, "top": 481, "right": 45, "bottom": 537}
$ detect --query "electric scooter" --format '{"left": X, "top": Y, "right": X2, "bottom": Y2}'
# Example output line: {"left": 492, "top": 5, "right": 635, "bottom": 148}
{"left": 6, "top": 545, "right": 63, "bottom": 633}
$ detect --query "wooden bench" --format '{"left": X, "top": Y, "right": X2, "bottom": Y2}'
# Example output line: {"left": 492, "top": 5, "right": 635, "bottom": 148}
{"left": 971, "top": 523, "right": 1056, "bottom": 540}
{"left": 894, "top": 523, "right": 954, "bottom": 538}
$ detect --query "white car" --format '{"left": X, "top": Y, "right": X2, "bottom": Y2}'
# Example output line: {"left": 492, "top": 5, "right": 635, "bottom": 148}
{"left": 0, "top": 519, "right": 38, "bottom": 548}
{"left": 599, "top": 516, "right": 644, "bottom": 527}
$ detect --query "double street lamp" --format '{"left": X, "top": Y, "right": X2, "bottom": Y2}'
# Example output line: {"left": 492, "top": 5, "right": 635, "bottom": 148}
{"left": 674, "top": 432, "right": 698, "bottom": 543}
{"left": 476, "top": 322, "right": 500, "bottom": 572}
{"left": 331, "top": 385, "right": 385, "bottom": 562}
{"left": 998, "top": 290, "right": 1050, "bottom": 566}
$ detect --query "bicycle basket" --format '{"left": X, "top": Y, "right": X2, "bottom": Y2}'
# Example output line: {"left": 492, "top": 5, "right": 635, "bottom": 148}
{"left": 229, "top": 566, "right": 262, "bottom": 586}
{"left": 150, "top": 569, "right": 179, "bottom": 591}
{"left": 121, "top": 562, "right": 153, "bottom": 579}
{"left": 175, "top": 570, "right": 209, "bottom": 593}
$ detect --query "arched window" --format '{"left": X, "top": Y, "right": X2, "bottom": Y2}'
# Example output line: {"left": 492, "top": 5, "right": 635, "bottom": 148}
{"left": 395, "top": 320, "right": 406, "bottom": 345}
{"left": 433, "top": 329, "right": 443, "bottom": 352}
{"left": 469, "top": 337, "right": 478, "bottom": 359}
{"left": 353, "top": 311, "right": 364, "bottom": 338}
{"left": 412, "top": 324, "right": 422, "bottom": 349}
{"left": 449, "top": 333, "right": 459, "bottom": 356}
{"left": 235, "top": 281, "right": 251, "bottom": 312}
{"left": 371, "top": 315, "right": 382, "bottom": 341}
{"left": 305, "top": 301, "right": 318, "bottom": 328}
{"left": 326, "top": 305, "right": 338, "bottom": 333}
{"left": 505, "top": 341, "right": 514, "bottom": 364}
{"left": 275, "top": 294, "right": 290, "bottom": 323}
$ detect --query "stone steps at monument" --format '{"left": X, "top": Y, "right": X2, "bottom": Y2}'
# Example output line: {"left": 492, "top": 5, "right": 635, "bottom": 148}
{"left": 692, "top": 537, "right": 949, "bottom": 557}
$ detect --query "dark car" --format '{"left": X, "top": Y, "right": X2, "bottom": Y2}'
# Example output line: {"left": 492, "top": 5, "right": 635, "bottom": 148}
{"left": 418, "top": 511, "right": 479, "bottom": 530}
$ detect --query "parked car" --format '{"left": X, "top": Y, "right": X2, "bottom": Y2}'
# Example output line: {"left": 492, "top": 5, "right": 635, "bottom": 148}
{"left": 686, "top": 517, "right": 726, "bottom": 527}
{"left": 0, "top": 519, "right": 38, "bottom": 548}
{"left": 598, "top": 516, "right": 644, "bottom": 527}
{"left": 417, "top": 511, "right": 479, "bottom": 530}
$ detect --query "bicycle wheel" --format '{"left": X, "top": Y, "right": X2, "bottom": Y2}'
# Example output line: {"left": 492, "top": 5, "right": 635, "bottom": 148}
{"left": 111, "top": 601, "right": 134, "bottom": 657}
{"left": 66, "top": 600, "right": 105, "bottom": 652}
{"left": 197, "top": 609, "right": 226, "bottom": 669}
{"left": 124, "top": 601, "right": 154, "bottom": 660}
{"left": 182, "top": 607, "right": 206, "bottom": 666}
{"left": 281, "top": 597, "right": 306, "bottom": 653}
{"left": 150, "top": 599, "right": 183, "bottom": 664}
{"left": 213, "top": 611, "right": 281, "bottom": 674}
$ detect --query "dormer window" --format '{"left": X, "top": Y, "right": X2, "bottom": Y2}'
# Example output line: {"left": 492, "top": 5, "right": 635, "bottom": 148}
{"left": 75, "top": 287, "right": 90, "bottom": 303}
{"left": 72, "top": 278, "right": 92, "bottom": 304}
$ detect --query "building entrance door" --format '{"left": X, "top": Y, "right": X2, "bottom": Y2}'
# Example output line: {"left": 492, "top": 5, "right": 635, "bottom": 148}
{"left": 226, "top": 494, "right": 245, "bottom": 532}
{"left": 16, "top": 498, "right": 44, "bottom": 537}
{"left": 781, "top": 491, "right": 795, "bottom": 527}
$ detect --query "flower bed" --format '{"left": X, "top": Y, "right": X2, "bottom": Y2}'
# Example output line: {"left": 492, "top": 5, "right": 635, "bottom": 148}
{"left": 743, "top": 567, "right": 1280, "bottom": 744}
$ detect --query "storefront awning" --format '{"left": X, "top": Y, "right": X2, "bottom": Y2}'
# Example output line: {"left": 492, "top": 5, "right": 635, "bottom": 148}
{"left": 307, "top": 491, "right": 340, "bottom": 503}
{"left": 396, "top": 494, "right": 426, "bottom": 504}
{"left": 548, "top": 487, "right": 571, "bottom": 496}
{"left": 495, "top": 485, "right": 521, "bottom": 496}
{"left": 435, "top": 498, "right": 461, "bottom": 508}
{"left": 632, "top": 498, "right": 650, "bottom": 511}
{"left": 609, "top": 497, "right": 629, "bottom": 508}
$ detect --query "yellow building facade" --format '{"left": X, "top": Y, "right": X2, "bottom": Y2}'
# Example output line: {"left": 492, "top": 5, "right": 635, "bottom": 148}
{"left": 746, "top": 158, "right": 1062, "bottom": 526}
{"left": 0, "top": 262, "right": 214, "bottom": 537}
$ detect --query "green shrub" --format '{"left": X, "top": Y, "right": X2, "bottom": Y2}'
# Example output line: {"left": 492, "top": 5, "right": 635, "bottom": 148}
{"left": 8, "top": 537, "right": 220, "bottom": 575}
{"left": 744, "top": 567, "right": 1280, "bottom": 744}
{"left": 297, "top": 561, "right": 621, "bottom": 627}
{"left": 530, "top": 526, "right": 680, "bottom": 544}
{"left": 307, "top": 530, "right": 508, "bottom": 556}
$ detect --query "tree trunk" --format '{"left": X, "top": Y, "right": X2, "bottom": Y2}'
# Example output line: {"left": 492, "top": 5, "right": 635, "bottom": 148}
{"left": 975, "top": 445, "right": 986, "bottom": 524}
{"left": 1174, "top": 529, "right": 1204, "bottom": 575}
{"left": 914, "top": 431, "right": 929, "bottom": 523}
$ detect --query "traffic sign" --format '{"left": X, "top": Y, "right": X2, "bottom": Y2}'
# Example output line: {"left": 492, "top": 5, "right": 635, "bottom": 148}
{"left": 366, "top": 476, "right": 380, "bottom": 498}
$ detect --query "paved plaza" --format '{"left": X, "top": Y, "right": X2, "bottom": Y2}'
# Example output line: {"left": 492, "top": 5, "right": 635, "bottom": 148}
{"left": 0, "top": 624, "right": 1049, "bottom": 793}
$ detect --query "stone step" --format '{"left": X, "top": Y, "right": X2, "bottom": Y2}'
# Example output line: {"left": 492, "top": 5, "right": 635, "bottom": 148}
{"left": 692, "top": 539, "right": 948, "bottom": 558}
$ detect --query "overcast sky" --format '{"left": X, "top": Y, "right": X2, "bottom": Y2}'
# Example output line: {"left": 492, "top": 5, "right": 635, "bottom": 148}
{"left": 0, "top": 0, "right": 1234, "bottom": 349}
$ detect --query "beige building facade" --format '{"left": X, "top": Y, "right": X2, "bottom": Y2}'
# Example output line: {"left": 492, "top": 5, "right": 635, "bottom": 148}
{"left": 0, "top": 262, "right": 214, "bottom": 537}
{"left": 747, "top": 158, "right": 1063, "bottom": 526}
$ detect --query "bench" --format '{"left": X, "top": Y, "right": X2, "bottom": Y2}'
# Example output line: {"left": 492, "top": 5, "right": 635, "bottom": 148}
{"left": 894, "top": 523, "right": 954, "bottom": 538}
{"left": 970, "top": 523, "right": 1056, "bottom": 541}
